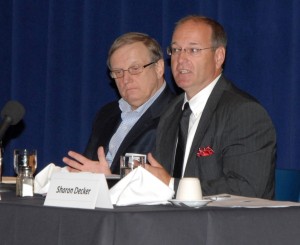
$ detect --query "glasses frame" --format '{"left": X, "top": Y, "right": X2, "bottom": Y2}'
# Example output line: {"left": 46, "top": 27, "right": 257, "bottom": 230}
{"left": 166, "top": 46, "right": 215, "bottom": 56}
{"left": 110, "top": 61, "right": 157, "bottom": 79}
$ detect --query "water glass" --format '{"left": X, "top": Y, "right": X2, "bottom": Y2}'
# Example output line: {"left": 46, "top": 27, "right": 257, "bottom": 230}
{"left": 120, "top": 153, "right": 146, "bottom": 178}
{"left": 14, "top": 149, "right": 37, "bottom": 175}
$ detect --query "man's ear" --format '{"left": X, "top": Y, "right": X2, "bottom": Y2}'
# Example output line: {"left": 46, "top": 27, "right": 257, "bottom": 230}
{"left": 155, "top": 59, "right": 165, "bottom": 78}
{"left": 215, "top": 47, "right": 226, "bottom": 69}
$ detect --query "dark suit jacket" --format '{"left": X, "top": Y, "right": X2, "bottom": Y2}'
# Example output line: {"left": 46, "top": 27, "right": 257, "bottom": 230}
{"left": 84, "top": 85, "right": 174, "bottom": 174}
{"left": 154, "top": 76, "right": 276, "bottom": 199}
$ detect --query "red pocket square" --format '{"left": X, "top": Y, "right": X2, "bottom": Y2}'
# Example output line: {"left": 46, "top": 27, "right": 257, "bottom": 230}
{"left": 197, "top": 146, "right": 214, "bottom": 157}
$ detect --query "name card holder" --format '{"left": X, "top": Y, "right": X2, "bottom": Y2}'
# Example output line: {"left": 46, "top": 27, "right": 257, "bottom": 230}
{"left": 44, "top": 172, "right": 113, "bottom": 209}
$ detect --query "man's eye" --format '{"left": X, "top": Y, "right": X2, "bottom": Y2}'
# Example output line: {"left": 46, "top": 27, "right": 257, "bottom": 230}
{"left": 114, "top": 70, "right": 122, "bottom": 75}
{"left": 190, "top": 48, "right": 200, "bottom": 54}
{"left": 172, "top": 48, "right": 181, "bottom": 53}
{"left": 130, "top": 66, "right": 140, "bottom": 71}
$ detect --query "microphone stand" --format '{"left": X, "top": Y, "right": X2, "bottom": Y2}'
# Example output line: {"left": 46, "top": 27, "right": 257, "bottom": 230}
{"left": 0, "top": 141, "right": 15, "bottom": 193}
{"left": 0, "top": 140, "right": 3, "bottom": 183}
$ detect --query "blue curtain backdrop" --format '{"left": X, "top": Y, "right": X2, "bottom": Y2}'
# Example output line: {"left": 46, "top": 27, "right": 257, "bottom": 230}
{"left": 0, "top": 0, "right": 299, "bottom": 176}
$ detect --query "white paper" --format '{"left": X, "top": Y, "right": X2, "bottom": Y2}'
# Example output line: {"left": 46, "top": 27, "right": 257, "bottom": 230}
{"left": 206, "top": 194, "right": 300, "bottom": 208}
{"left": 44, "top": 172, "right": 113, "bottom": 209}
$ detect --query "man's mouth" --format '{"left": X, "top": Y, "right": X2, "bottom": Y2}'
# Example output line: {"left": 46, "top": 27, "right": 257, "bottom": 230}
{"left": 179, "top": 69, "right": 190, "bottom": 74}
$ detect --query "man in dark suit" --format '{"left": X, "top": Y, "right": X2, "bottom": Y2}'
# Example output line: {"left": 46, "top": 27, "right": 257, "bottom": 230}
{"left": 145, "top": 16, "right": 276, "bottom": 199}
{"left": 63, "top": 32, "right": 174, "bottom": 174}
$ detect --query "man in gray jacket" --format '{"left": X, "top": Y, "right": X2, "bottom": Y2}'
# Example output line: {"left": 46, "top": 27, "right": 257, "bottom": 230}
{"left": 146, "top": 15, "right": 276, "bottom": 199}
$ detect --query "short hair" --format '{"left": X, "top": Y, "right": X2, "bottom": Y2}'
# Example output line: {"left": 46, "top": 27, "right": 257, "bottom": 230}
{"left": 107, "top": 32, "right": 163, "bottom": 68}
{"left": 174, "top": 15, "right": 227, "bottom": 48}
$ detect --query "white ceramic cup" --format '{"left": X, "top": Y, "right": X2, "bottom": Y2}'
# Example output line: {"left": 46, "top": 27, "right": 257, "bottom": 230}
{"left": 176, "top": 177, "right": 202, "bottom": 201}
{"left": 120, "top": 153, "right": 147, "bottom": 178}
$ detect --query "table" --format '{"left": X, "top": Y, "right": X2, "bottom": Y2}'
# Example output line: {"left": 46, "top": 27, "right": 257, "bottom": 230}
{"left": 0, "top": 189, "right": 300, "bottom": 245}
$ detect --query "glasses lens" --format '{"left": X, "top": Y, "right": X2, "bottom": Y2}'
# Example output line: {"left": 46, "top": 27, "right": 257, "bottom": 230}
{"left": 167, "top": 47, "right": 172, "bottom": 55}
{"left": 110, "top": 72, "right": 116, "bottom": 79}
{"left": 128, "top": 65, "right": 142, "bottom": 75}
{"left": 111, "top": 70, "right": 123, "bottom": 78}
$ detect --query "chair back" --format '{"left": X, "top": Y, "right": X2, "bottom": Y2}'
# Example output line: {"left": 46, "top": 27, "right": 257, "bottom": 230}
{"left": 275, "top": 168, "right": 300, "bottom": 202}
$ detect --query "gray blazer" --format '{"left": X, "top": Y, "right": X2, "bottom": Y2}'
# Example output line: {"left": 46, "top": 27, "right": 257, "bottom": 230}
{"left": 154, "top": 76, "right": 276, "bottom": 199}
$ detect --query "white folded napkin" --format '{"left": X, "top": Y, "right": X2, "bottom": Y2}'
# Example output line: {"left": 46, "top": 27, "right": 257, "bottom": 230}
{"left": 34, "top": 163, "right": 68, "bottom": 194}
{"left": 109, "top": 166, "right": 174, "bottom": 206}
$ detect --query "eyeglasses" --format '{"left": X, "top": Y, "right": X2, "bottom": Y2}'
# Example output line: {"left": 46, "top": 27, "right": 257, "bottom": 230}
{"left": 110, "top": 61, "right": 157, "bottom": 79}
{"left": 167, "top": 46, "right": 215, "bottom": 57}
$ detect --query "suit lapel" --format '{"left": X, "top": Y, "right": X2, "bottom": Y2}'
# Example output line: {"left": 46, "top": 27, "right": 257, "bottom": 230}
{"left": 185, "top": 76, "right": 230, "bottom": 175}
{"left": 116, "top": 111, "right": 152, "bottom": 155}
{"left": 157, "top": 96, "right": 183, "bottom": 172}
{"left": 101, "top": 111, "right": 121, "bottom": 152}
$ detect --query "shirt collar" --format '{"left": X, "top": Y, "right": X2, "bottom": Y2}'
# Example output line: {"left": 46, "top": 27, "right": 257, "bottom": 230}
{"left": 183, "top": 74, "right": 221, "bottom": 117}
{"left": 119, "top": 81, "right": 166, "bottom": 113}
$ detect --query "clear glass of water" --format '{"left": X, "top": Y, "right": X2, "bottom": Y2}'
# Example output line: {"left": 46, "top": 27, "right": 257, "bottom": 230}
{"left": 120, "top": 153, "right": 146, "bottom": 178}
{"left": 14, "top": 149, "right": 37, "bottom": 175}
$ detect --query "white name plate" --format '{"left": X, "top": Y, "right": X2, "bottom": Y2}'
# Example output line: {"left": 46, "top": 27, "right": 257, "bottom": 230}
{"left": 44, "top": 172, "right": 113, "bottom": 209}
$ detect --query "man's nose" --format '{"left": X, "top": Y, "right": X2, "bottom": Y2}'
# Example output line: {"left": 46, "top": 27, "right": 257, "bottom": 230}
{"left": 122, "top": 70, "right": 132, "bottom": 84}
{"left": 174, "top": 50, "right": 189, "bottom": 64}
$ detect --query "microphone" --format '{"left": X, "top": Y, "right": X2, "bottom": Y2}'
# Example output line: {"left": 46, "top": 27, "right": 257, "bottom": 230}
{"left": 0, "top": 100, "right": 25, "bottom": 141}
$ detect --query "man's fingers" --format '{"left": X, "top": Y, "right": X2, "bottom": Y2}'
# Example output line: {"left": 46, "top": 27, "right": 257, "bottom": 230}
{"left": 147, "top": 153, "right": 162, "bottom": 168}
{"left": 67, "top": 151, "right": 89, "bottom": 163}
{"left": 97, "top": 146, "right": 107, "bottom": 163}
{"left": 66, "top": 166, "right": 80, "bottom": 172}
{"left": 63, "top": 157, "right": 83, "bottom": 170}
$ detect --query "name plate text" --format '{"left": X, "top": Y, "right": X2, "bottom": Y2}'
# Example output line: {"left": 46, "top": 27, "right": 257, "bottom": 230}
{"left": 44, "top": 172, "right": 113, "bottom": 209}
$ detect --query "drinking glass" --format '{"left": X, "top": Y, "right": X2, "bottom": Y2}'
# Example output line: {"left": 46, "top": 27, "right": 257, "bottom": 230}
{"left": 120, "top": 153, "right": 146, "bottom": 178}
{"left": 14, "top": 149, "right": 37, "bottom": 175}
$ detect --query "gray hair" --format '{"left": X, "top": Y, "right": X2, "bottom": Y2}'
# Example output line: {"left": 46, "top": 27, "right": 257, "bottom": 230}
{"left": 107, "top": 32, "right": 163, "bottom": 68}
